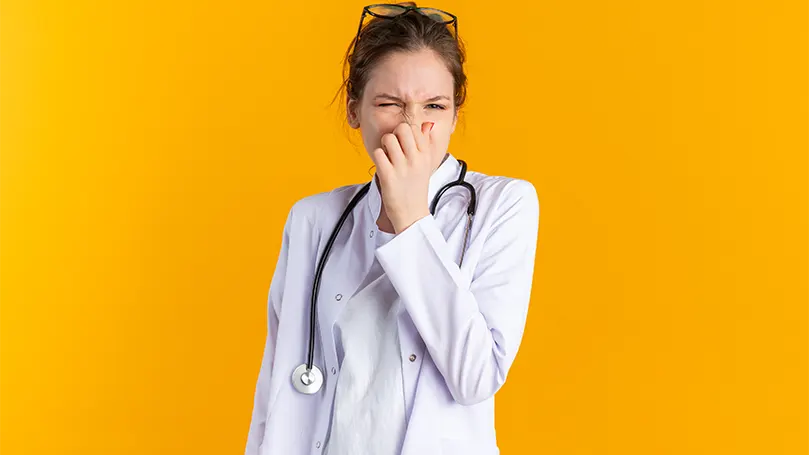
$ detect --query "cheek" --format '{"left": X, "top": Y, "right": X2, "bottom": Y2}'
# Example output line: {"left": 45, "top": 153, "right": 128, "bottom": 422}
{"left": 433, "top": 124, "right": 453, "bottom": 150}
{"left": 369, "top": 109, "right": 402, "bottom": 132}
{"left": 359, "top": 128, "right": 386, "bottom": 157}
{"left": 360, "top": 111, "right": 401, "bottom": 150}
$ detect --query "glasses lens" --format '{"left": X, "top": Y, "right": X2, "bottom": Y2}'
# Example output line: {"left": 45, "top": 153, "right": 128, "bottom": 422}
{"left": 417, "top": 8, "right": 455, "bottom": 24}
{"left": 367, "top": 4, "right": 408, "bottom": 17}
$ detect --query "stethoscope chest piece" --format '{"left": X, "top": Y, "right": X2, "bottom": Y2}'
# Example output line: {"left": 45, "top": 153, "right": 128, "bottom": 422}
{"left": 291, "top": 363, "right": 324, "bottom": 394}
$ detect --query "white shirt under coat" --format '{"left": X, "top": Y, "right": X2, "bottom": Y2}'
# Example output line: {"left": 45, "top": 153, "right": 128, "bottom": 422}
{"left": 323, "top": 226, "right": 405, "bottom": 455}
{"left": 245, "top": 153, "right": 540, "bottom": 455}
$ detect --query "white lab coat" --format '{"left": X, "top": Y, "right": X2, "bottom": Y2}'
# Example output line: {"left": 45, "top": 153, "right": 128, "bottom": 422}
{"left": 245, "top": 153, "right": 540, "bottom": 455}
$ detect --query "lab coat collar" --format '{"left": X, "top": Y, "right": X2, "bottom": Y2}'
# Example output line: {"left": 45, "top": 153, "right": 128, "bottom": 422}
{"left": 366, "top": 153, "right": 460, "bottom": 224}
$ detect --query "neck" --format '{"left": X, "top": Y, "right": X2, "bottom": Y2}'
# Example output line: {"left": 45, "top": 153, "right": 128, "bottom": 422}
{"left": 376, "top": 204, "right": 395, "bottom": 233}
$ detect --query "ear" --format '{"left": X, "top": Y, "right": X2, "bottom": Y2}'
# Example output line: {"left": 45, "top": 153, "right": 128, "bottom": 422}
{"left": 347, "top": 98, "right": 360, "bottom": 129}
{"left": 450, "top": 107, "right": 458, "bottom": 134}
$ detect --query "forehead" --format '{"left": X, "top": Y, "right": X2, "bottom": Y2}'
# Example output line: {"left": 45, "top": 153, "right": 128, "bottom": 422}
{"left": 363, "top": 49, "right": 454, "bottom": 100}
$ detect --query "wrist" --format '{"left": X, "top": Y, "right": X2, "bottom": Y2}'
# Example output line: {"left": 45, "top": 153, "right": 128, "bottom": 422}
{"left": 392, "top": 209, "right": 431, "bottom": 234}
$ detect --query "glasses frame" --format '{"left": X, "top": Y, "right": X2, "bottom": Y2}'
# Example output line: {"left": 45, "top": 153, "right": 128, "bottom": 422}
{"left": 352, "top": 3, "right": 459, "bottom": 51}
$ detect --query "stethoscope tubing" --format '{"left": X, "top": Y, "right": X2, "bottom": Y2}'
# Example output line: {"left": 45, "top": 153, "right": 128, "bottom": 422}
{"left": 306, "top": 182, "right": 371, "bottom": 371}
{"left": 295, "top": 159, "right": 476, "bottom": 393}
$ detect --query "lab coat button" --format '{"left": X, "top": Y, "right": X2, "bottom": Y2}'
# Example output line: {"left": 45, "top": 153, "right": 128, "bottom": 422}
{"left": 331, "top": 367, "right": 337, "bottom": 375}
{"left": 335, "top": 294, "right": 342, "bottom": 301}
{"left": 370, "top": 230, "right": 374, "bottom": 238}
{"left": 316, "top": 441, "right": 321, "bottom": 448}
{"left": 409, "top": 354, "right": 417, "bottom": 362}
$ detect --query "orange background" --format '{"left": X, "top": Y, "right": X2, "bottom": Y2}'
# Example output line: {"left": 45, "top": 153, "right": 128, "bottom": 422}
{"left": 1, "top": 0, "right": 807, "bottom": 454}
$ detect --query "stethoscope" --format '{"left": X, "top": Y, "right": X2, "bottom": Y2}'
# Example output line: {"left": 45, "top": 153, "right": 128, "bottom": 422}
{"left": 291, "top": 158, "right": 477, "bottom": 394}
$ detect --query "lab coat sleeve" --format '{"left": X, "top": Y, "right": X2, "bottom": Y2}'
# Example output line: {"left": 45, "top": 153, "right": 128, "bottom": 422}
{"left": 375, "top": 179, "right": 540, "bottom": 406}
{"left": 244, "top": 207, "right": 292, "bottom": 455}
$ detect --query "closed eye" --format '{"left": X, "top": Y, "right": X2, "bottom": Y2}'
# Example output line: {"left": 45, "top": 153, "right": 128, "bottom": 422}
{"left": 378, "top": 103, "right": 447, "bottom": 110}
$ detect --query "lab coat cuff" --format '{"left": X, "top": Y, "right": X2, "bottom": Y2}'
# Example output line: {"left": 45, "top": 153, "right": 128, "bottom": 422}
{"left": 375, "top": 214, "right": 470, "bottom": 290}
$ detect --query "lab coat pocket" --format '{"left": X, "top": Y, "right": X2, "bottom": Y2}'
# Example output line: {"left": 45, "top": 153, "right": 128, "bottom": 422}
{"left": 439, "top": 437, "right": 500, "bottom": 455}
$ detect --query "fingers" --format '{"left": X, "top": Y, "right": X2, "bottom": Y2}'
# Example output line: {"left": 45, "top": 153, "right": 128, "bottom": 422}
{"left": 411, "top": 121, "right": 432, "bottom": 156}
{"left": 380, "top": 132, "right": 405, "bottom": 166}
{"left": 370, "top": 147, "right": 393, "bottom": 175}
{"left": 393, "top": 122, "right": 419, "bottom": 158}
{"left": 421, "top": 121, "right": 434, "bottom": 137}
{"left": 379, "top": 121, "right": 435, "bottom": 170}
{"left": 420, "top": 121, "right": 441, "bottom": 168}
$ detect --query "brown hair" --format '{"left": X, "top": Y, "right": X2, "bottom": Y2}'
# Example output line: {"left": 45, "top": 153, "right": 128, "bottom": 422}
{"left": 331, "top": 2, "right": 468, "bottom": 124}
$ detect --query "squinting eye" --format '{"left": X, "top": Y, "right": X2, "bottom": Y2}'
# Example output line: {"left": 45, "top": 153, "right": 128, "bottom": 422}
{"left": 378, "top": 103, "right": 399, "bottom": 108}
{"left": 427, "top": 104, "right": 447, "bottom": 110}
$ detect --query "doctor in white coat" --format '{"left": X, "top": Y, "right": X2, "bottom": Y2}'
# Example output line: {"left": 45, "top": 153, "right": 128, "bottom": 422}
{"left": 245, "top": 3, "right": 540, "bottom": 455}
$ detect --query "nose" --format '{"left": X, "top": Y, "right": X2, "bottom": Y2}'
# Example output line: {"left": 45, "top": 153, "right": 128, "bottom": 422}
{"left": 399, "top": 105, "right": 424, "bottom": 126}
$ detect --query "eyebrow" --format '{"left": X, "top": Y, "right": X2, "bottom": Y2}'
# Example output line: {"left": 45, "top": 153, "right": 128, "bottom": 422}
{"left": 373, "top": 94, "right": 451, "bottom": 103}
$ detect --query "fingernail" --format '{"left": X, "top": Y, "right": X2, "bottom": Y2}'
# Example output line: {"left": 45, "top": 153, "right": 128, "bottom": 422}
{"left": 428, "top": 122, "right": 434, "bottom": 132}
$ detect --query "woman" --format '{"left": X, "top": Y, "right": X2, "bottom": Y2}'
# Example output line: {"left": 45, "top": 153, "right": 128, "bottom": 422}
{"left": 245, "top": 3, "right": 540, "bottom": 455}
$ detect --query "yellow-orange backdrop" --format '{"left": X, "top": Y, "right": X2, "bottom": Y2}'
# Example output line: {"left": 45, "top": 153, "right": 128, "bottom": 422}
{"left": 1, "top": 0, "right": 807, "bottom": 454}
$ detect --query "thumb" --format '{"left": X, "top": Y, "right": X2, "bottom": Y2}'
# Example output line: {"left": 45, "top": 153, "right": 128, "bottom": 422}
{"left": 421, "top": 121, "right": 434, "bottom": 136}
